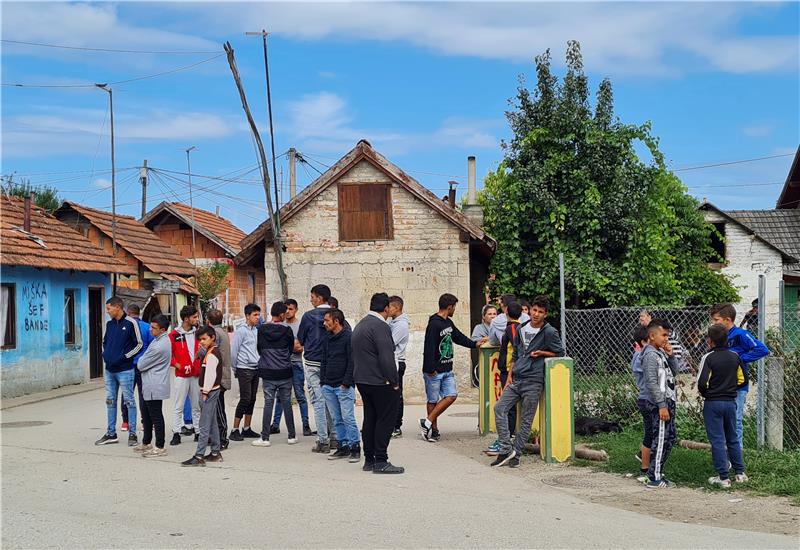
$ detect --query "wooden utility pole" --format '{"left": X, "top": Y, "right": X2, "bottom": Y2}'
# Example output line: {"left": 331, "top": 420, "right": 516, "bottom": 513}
{"left": 140, "top": 159, "right": 148, "bottom": 219}
{"left": 223, "top": 42, "right": 288, "bottom": 299}
{"left": 186, "top": 146, "right": 198, "bottom": 267}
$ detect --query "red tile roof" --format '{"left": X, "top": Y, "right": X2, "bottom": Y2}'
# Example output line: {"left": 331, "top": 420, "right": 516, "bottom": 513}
{"left": 141, "top": 201, "right": 247, "bottom": 255}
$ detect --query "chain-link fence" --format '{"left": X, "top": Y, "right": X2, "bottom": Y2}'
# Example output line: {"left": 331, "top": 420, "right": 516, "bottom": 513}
{"left": 564, "top": 300, "right": 800, "bottom": 451}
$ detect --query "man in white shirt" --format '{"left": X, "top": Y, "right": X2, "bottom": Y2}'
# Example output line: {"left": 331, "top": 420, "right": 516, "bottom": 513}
{"left": 389, "top": 296, "right": 410, "bottom": 438}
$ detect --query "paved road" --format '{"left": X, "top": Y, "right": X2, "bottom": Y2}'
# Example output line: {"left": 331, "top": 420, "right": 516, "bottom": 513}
{"left": 1, "top": 388, "right": 796, "bottom": 549}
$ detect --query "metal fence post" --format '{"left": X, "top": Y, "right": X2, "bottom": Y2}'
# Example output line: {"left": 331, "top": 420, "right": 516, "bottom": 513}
{"left": 757, "top": 274, "right": 766, "bottom": 449}
{"left": 778, "top": 279, "right": 785, "bottom": 333}
{"left": 559, "top": 252, "right": 567, "bottom": 352}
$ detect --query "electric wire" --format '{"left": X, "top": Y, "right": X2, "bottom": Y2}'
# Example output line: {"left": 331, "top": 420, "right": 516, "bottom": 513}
{"left": 1, "top": 39, "right": 219, "bottom": 55}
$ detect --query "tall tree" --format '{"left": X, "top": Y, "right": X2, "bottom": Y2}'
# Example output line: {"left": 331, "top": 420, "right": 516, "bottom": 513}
{"left": 481, "top": 41, "right": 737, "bottom": 307}
{"left": 2, "top": 174, "right": 61, "bottom": 213}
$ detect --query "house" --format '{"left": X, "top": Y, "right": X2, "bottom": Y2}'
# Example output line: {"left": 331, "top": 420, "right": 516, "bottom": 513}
{"left": 141, "top": 201, "right": 265, "bottom": 322}
{"left": 0, "top": 195, "right": 134, "bottom": 397}
{"left": 54, "top": 201, "right": 198, "bottom": 325}
{"left": 700, "top": 147, "right": 800, "bottom": 327}
{"left": 236, "top": 140, "right": 496, "bottom": 393}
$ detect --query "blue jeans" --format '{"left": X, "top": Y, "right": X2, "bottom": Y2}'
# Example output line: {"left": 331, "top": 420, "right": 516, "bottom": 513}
{"left": 424, "top": 371, "right": 458, "bottom": 403}
{"left": 271, "top": 362, "right": 309, "bottom": 427}
{"left": 322, "top": 385, "right": 360, "bottom": 448}
{"left": 304, "top": 363, "right": 328, "bottom": 443}
{"left": 735, "top": 388, "right": 747, "bottom": 449}
{"left": 703, "top": 399, "right": 744, "bottom": 478}
{"left": 104, "top": 369, "right": 136, "bottom": 437}
{"left": 183, "top": 396, "right": 193, "bottom": 426}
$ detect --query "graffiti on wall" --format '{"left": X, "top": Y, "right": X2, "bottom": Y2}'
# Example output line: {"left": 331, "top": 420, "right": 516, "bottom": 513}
{"left": 22, "top": 281, "right": 49, "bottom": 332}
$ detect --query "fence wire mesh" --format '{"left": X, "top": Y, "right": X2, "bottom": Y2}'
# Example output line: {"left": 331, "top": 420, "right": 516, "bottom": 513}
{"left": 564, "top": 304, "right": 798, "bottom": 451}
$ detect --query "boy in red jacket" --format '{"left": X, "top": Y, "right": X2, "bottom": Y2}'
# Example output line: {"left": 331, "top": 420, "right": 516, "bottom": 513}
{"left": 169, "top": 305, "right": 201, "bottom": 446}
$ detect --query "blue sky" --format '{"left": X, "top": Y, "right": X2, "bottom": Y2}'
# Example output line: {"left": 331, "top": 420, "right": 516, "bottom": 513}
{"left": 2, "top": 1, "right": 798, "bottom": 233}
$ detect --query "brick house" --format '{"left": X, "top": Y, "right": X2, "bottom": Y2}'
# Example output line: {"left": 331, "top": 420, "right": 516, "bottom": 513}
{"left": 236, "top": 140, "right": 496, "bottom": 394}
{"left": 141, "top": 202, "right": 266, "bottom": 323}
{"left": 54, "top": 201, "right": 197, "bottom": 325}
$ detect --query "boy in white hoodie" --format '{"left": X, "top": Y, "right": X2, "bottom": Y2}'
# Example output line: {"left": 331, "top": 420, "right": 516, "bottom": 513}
{"left": 389, "top": 296, "right": 410, "bottom": 438}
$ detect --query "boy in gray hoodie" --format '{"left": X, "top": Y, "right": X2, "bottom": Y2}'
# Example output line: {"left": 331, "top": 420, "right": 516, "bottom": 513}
{"left": 135, "top": 314, "right": 172, "bottom": 457}
{"left": 389, "top": 296, "right": 410, "bottom": 437}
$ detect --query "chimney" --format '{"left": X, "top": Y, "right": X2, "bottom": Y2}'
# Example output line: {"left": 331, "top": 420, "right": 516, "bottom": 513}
{"left": 447, "top": 180, "right": 457, "bottom": 208}
{"left": 23, "top": 193, "right": 32, "bottom": 232}
{"left": 216, "top": 205, "right": 221, "bottom": 217}
{"left": 467, "top": 156, "right": 477, "bottom": 205}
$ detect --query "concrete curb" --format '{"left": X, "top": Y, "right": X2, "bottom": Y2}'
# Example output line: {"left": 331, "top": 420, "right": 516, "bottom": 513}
{"left": 1, "top": 380, "right": 104, "bottom": 411}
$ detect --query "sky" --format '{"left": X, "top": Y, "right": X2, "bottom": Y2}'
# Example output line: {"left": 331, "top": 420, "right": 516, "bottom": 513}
{"left": 1, "top": 1, "right": 798, "bottom": 233}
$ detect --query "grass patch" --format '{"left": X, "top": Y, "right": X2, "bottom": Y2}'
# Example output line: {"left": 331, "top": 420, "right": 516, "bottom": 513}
{"left": 576, "top": 426, "right": 800, "bottom": 504}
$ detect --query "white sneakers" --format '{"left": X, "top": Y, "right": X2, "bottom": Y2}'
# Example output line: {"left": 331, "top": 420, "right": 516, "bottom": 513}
{"left": 143, "top": 447, "right": 166, "bottom": 457}
{"left": 251, "top": 438, "right": 271, "bottom": 447}
{"left": 287, "top": 438, "right": 298, "bottom": 445}
{"left": 708, "top": 476, "right": 732, "bottom": 488}
{"left": 735, "top": 473, "right": 749, "bottom": 483}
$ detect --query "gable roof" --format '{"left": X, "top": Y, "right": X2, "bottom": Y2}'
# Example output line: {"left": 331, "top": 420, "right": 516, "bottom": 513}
{"left": 236, "top": 140, "right": 496, "bottom": 264}
{"left": 1, "top": 195, "right": 134, "bottom": 274}
{"left": 776, "top": 146, "right": 800, "bottom": 209}
{"left": 140, "top": 201, "right": 247, "bottom": 256}
{"left": 726, "top": 209, "right": 800, "bottom": 274}
{"left": 699, "top": 202, "right": 798, "bottom": 263}
{"left": 55, "top": 201, "right": 196, "bottom": 277}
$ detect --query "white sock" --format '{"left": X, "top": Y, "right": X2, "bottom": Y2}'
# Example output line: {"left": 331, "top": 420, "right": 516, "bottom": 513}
{"left": 243, "top": 425, "right": 250, "bottom": 431}
{"left": 423, "top": 419, "right": 432, "bottom": 429}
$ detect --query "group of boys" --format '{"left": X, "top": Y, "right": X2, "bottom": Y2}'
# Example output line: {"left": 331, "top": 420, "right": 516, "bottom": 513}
{"left": 630, "top": 302, "right": 768, "bottom": 488}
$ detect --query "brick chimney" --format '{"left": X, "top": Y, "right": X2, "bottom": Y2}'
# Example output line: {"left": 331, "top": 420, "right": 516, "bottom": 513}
{"left": 23, "top": 193, "right": 32, "bottom": 232}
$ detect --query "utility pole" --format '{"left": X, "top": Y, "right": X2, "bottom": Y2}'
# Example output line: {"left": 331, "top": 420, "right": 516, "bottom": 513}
{"left": 288, "top": 147, "right": 297, "bottom": 199}
{"left": 140, "top": 159, "right": 148, "bottom": 219}
{"left": 186, "top": 146, "right": 198, "bottom": 267}
{"left": 224, "top": 42, "right": 288, "bottom": 299}
{"left": 96, "top": 83, "right": 117, "bottom": 295}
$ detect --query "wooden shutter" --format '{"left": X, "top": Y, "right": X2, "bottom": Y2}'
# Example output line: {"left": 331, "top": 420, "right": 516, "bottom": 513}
{"left": 338, "top": 184, "right": 392, "bottom": 241}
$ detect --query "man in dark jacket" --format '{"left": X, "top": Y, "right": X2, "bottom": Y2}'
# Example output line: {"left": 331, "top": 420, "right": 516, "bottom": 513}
{"left": 252, "top": 302, "right": 297, "bottom": 447}
{"left": 698, "top": 323, "right": 748, "bottom": 487}
{"left": 96, "top": 296, "right": 144, "bottom": 446}
{"left": 352, "top": 292, "right": 403, "bottom": 474}
{"left": 207, "top": 309, "right": 232, "bottom": 450}
{"left": 491, "top": 296, "right": 564, "bottom": 468}
{"left": 298, "top": 284, "right": 333, "bottom": 453}
{"left": 321, "top": 309, "right": 360, "bottom": 463}
{"left": 420, "top": 293, "right": 487, "bottom": 442}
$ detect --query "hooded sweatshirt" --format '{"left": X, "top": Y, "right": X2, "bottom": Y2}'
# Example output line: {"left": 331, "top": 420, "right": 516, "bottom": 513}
{"left": 391, "top": 313, "right": 410, "bottom": 363}
{"left": 321, "top": 326, "right": 354, "bottom": 387}
{"left": 137, "top": 331, "right": 172, "bottom": 400}
{"left": 169, "top": 325, "right": 201, "bottom": 378}
{"left": 102, "top": 313, "right": 144, "bottom": 373}
{"left": 641, "top": 344, "right": 679, "bottom": 408}
{"left": 422, "top": 313, "right": 476, "bottom": 374}
{"left": 256, "top": 322, "right": 295, "bottom": 380}
{"left": 509, "top": 322, "right": 564, "bottom": 382}
{"left": 726, "top": 325, "right": 768, "bottom": 392}
{"left": 298, "top": 304, "right": 332, "bottom": 365}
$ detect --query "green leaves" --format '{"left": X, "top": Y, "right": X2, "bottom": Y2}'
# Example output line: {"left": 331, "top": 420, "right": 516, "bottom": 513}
{"left": 195, "top": 261, "right": 231, "bottom": 315}
{"left": 482, "top": 41, "right": 738, "bottom": 308}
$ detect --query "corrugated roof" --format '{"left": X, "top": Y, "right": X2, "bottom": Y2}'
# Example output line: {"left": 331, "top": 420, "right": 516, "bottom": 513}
{"left": 0, "top": 195, "right": 135, "bottom": 274}
{"left": 57, "top": 201, "right": 196, "bottom": 276}
{"left": 726, "top": 209, "right": 800, "bottom": 274}
{"left": 140, "top": 201, "right": 247, "bottom": 255}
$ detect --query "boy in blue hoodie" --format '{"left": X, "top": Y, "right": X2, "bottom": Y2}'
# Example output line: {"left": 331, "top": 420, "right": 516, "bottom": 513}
{"left": 710, "top": 303, "right": 769, "bottom": 449}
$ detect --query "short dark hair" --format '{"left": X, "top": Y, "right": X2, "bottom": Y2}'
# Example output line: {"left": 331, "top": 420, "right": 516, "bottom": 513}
{"left": 311, "top": 284, "right": 331, "bottom": 302}
{"left": 106, "top": 296, "right": 124, "bottom": 308}
{"left": 196, "top": 325, "right": 216, "bottom": 340}
{"left": 710, "top": 303, "right": 736, "bottom": 322}
{"left": 325, "top": 308, "right": 345, "bottom": 326}
{"left": 328, "top": 296, "right": 339, "bottom": 309}
{"left": 126, "top": 304, "right": 140, "bottom": 315}
{"left": 708, "top": 323, "right": 728, "bottom": 347}
{"left": 151, "top": 314, "right": 170, "bottom": 330}
{"left": 270, "top": 301, "right": 287, "bottom": 317}
{"left": 438, "top": 293, "right": 458, "bottom": 310}
{"left": 244, "top": 303, "right": 261, "bottom": 316}
{"left": 389, "top": 295, "right": 404, "bottom": 309}
{"left": 500, "top": 294, "right": 517, "bottom": 307}
{"left": 633, "top": 325, "right": 649, "bottom": 345}
{"left": 519, "top": 299, "right": 530, "bottom": 309}
{"left": 506, "top": 302, "right": 522, "bottom": 320}
{"left": 647, "top": 319, "right": 670, "bottom": 335}
{"left": 180, "top": 305, "right": 198, "bottom": 320}
{"left": 284, "top": 298, "right": 298, "bottom": 308}
{"left": 369, "top": 292, "right": 390, "bottom": 313}
{"left": 531, "top": 295, "right": 550, "bottom": 311}
{"left": 206, "top": 309, "right": 223, "bottom": 326}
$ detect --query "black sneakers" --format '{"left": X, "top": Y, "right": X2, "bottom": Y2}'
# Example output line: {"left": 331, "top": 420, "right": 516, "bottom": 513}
{"left": 431, "top": 429, "right": 441, "bottom": 441}
{"left": 508, "top": 457, "right": 520, "bottom": 468}
{"left": 311, "top": 441, "right": 331, "bottom": 453}
{"left": 363, "top": 461, "right": 374, "bottom": 472}
{"left": 328, "top": 446, "right": 350, "bottom": 460}
{"left": 94, "top": 433, "right": 118, "bottom": 446}
{"left": 419, "top": 419, "right": 433, "bottom": 441}
{"left": 169, "top": 433, "right": 181, "bottom": 446}
{"left": 373, "top": 462, "right": 405, "bottom": 474}
{"left": 490, "top": 449, "right": 517, "bottom": 467}
{"left": 303, "top": 425, "right": 316, "bottom": 437}
{"left": 241, "top": 427, "right": 260, "bottom": 438}
{"left": 180, "top": 426, "right": 195, "bottom": 436}
{"left": 269, "top": 425, "right": 280, "bottom": 435}
{"left": 128, "top": 434, "right": 138, "bottom": 447}
{"left": 229, "top": 429, "right": 243, "bottom": 441}
{"left": 181, "top": 455, "right": 205, "bottom": 467}
{"left": 349, "top": 445, "right": 361, "bottom": 463}
{"left": 391, "top": 428, "right": 403, "bottom": 438}
{"left": 204, "top": 452, "right": 224, "bottom": 463}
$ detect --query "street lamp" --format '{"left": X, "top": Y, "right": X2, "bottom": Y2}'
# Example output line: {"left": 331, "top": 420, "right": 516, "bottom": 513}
{"left": 186, "top": 146, "right": 197, "bottom": 267}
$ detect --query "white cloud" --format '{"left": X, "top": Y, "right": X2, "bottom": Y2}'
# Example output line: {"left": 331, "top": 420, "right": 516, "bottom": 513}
{"left": 92, "top": 178, "right": 111, "bottom": 189}
{"left": 742, "top": 123, "right": 776, "bottom": 138}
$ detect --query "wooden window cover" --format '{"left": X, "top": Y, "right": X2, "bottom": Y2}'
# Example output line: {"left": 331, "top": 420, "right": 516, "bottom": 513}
{"left": 338, "top": 184, "right": 393, "bottom": 241}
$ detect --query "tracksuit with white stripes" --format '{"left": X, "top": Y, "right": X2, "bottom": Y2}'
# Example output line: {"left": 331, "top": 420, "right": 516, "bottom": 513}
{"left": 640, "top": 344, "right": 679, "bottom": 482}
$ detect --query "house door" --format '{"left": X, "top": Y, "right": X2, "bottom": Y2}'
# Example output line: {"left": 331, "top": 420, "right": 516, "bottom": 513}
{"left": 88, "top": 288, "right": 104, "bottom": 379}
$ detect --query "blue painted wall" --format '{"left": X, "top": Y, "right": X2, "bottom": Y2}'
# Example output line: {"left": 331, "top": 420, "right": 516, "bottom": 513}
{"left": 1, "top": 266, "right": 111, "bottom": 397}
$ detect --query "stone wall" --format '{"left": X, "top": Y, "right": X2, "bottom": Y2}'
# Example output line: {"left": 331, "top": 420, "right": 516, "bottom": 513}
{"left": 265, "top": 160, "right": 474, "bottom": 399}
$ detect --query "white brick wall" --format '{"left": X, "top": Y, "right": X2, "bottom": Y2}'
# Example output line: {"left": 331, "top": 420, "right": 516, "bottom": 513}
{"left": 705, "top": 210, "right": 783, "bottom": 327}
{"left": 265, "top": 160, "right": 474, "bottom": 398}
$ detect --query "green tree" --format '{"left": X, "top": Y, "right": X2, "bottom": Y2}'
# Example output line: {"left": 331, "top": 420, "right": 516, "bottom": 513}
{"left": 481, "top": 41, "right": 738, "bottom": 307}
{"left": 2, "top": 174, "right": 62, "bottom": 213}
{"left": 195, "top": 262, "right": 231, "bottom": 316}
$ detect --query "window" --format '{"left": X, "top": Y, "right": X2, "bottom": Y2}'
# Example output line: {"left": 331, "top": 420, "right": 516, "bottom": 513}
{"left": 709, "top": 222, "right": 726, "bottom": 263}
{"left": 64, "top": 289, "right": 77, "bottom": 346}
{"left": 1, "top": 284, "right": 15, "bottom": 350}
{"left": 338, "top": 184, "right": 393, "bottom": 241}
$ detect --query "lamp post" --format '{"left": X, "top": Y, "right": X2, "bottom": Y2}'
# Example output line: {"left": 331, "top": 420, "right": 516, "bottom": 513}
{"left": 186, "top": 146, "right": 197, "bottom": 267}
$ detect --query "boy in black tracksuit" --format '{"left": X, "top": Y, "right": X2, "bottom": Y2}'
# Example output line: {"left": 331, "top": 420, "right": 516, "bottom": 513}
{"left": 496, "top": 302, "right": 524, "bottom": 439}
{"left": 697, "top": 323, "right": 749, "bottom": 487}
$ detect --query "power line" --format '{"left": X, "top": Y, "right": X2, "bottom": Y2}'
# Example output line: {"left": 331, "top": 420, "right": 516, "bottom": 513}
{"left": 688, "top": 181, "right": 783, "bottom": 189}
{"left": 1, "top": 39, "right": 219, "bottom": 55}
{"left": 1, "top": 53, "right": 224, "bottom": 88}
{"left": 672, "top": 153, "right": 795, "bottom": 172}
